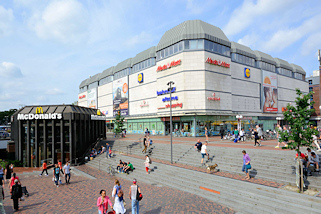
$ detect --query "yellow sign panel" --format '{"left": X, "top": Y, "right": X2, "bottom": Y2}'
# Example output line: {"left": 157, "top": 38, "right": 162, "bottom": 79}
{"left": 244, "top": 68, "right": 250, "bottom": 78}
{"left": 35, "top": 107, "right": 43, "bottom": 114}
{"left": 138, "top": 73, "right": 143, "bottom": 83}
{"left": 97, "top": 109, "right": 101, "bottom": 115}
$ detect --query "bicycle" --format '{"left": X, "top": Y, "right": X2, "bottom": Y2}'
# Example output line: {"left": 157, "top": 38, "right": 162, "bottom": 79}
{"left": 107, "top": 164, "right": 116, "bottom": 176}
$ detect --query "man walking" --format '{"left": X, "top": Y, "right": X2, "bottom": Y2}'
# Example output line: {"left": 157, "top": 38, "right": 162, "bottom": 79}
{"left": 256, "top": 125, "right": 263, "bottom": 144}
{"left": 106, "top": 143, "right": 110, "bottom": 158}
{"left": 39, "top": 161, "right": 48, "bottom": 176}
{"left": 129, "top": 178, "right": 141, "bottom": 214}
{"left": 201, "top": 142, "right": 209, "bottom": 166}
{"left": 63, "top": 162, "right": 71, "bottom": 184}
{"left": 11, "top": 179, "right": 22, "bottom": 211}
{"left": 53, "top": 164, "right": 61, "bottom": 187}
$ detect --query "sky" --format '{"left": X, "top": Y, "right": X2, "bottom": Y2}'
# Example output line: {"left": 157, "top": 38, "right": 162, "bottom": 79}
{"left": 0, "top": 0, "right": 321, "bottom": 111}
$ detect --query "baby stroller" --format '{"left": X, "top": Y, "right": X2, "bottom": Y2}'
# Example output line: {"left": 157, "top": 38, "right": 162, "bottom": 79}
{"left": 22, "top": 186, "right": 29, "bottom": 197}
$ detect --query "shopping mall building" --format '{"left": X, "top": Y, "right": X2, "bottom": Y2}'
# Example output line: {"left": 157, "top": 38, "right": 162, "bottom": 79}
{"left": 78, "top": 20, "right": 308, "bottom": 136}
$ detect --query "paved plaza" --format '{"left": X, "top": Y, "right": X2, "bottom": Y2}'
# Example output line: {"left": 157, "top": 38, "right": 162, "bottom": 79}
{"left": 2, "top": 164, "right": 234, "bottom": 213}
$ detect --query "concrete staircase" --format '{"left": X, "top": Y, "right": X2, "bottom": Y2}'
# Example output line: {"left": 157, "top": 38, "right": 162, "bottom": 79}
{"left": 86, "top": 151, "right": 321, "bottom": 214}
{"left": 106, "top": 139, "right": 321, "bottom": 190}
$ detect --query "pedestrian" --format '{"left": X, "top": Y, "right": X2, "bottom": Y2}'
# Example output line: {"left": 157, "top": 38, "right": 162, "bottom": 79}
{"left": 53, "top": 164, "right": 61, "bottom": 187}
{"left": 240, "top": 128, "right": 245, "bottom": 142}
{"left": 39, "top": 161, "right": 49, "bottom": 176}
{"left": 108, "top": 147, "right": 112, "bottom": 158}
{"left": 144, "top": 155, "right": 150, "bottom": 174}
{"left": 201, "top": 142, "right": 209, "bottom": 166}
{"left": 242, "top": 150, "right": 251, "bottom": 180}
{"left": 275, "top": 125, "right": 288, "bottom": 148}
{"left": 253, "top": 128, "right": 261, "bottom": 147}
{"left": 205, "top": 127, "right": 208, "bottom": 141}
{"left": 256, "top": 125, "right": 263, "bottom": 144}
{"left": 124, "top": 129, "right": 127, "bottom": 137}
{"left": 106, "top": 143, "right": 110, "bottom": 159}
{"left": 112, "top": 179, "right": 126, "bottom": 214}
{"left": 97, "top": 189, "right": 113, "bottom": 214}
{"left": 63, "top": 162, "right": 71, "bottom": 184}
{"left": 0, "top": 165, "right": 4, "bottom": 183}
{"left": 142, "top": 137, "right": 147, "bottom": 153}
{"left": 220, "top": 127, "right": 225, "bottom": 141}
{"left": 234, "top": 128, "right": 239, "bottom": 142}
{"left": 129, "top": 178, "right": 141, "bottom": 214}
{"left": 0, "top": 179, "right": 5, "bottom": 214}
{"left": 5, "top": 163, "right": 12, "bottom": 183}
{"left": 10, "top": 179, "right": 22, "bottom": 212}
{"left": 146, "top": 136, "right": 151, "bottom": 147}
{"left": 8, "top": 173, "right": 21, "bottom": 189}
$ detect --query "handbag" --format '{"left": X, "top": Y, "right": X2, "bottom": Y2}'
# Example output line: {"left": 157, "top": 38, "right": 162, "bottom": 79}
{"left": 136, "top": 189, "right": 143, "bottom": 201}
{"left": 246, "top": 164, "right": 252, "bottom": 169}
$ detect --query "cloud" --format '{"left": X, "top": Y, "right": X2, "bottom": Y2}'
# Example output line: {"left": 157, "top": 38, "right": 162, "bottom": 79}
{"left": 301, "top": 31, "right": 321, "bottom": 56}
{"left": 223, "top": 0, "right": 301, "bottom": 36}
{"left": 237, "top": 34, "right": 259, "bottom": 49}
{"left": 0, "top": 62, "right": 23, "bottom": 78}
{"left": 0, "top": 5, "right": 14, "bottom": 37}
{"left": 45, "top": 88, "right": 65, "bottom": 95}
{"left": 261, "top": 13, "right": 321, "bottom": 52}
{"left": 186, "top": 0, "right": 206, "bottom": 15}
{"left": 29, "top": 0, "right": 88, "bottom": 43}
{"left": 124, "top": 31, "right": 153, "bottom": 47}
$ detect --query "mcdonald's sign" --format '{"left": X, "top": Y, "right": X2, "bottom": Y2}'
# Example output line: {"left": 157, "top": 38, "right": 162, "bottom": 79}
{"left": 36, "top": 107, "right": 43, "bottom": 114}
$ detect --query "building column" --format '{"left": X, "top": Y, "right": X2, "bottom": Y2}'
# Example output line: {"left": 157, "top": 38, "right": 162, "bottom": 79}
{"left": 18, "top": 120, "right": 22, "bottom": 161}
{"left": 26, "top": 120, "right": 30, "bottom": 167}
{"left": 35, "top": 120, "right": 39, "bottom": 167}
{"left": 52, "top": 120, "right": 56, "bottom": 164}
{"left": 193, "top": 115, "right": 196, "bottom": 137}
{"left": 60, "top": 120, "right": 64, "bottom": 163}
{"left": 69, "top": 113, "right": 73, "bottom": 163}
{"left": 43, "top": 120, "right": 47, "bottom": 161}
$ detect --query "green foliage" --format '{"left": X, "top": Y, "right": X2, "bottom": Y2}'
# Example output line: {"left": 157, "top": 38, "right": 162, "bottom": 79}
{"left": 279, "top": 89, "right": 318, "bottom": 153}
{"left": 0, "top": 159, "right": 23, "bottom": 168}
{"left": 0, "top": 109, "right": 17, "bottom": 125}
{"left": 113, "top": 110, "right": 124, "bottom": 136}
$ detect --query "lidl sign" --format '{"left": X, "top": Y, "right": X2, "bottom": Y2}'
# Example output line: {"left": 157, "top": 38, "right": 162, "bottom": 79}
{"left": 138, "top": 73, "right": 143, "bottom": 83}
{"left": 244, "top": 68, "right": 250, "bottom": 78}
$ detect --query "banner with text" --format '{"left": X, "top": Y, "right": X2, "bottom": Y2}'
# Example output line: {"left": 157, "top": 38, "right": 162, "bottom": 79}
{"left": 113, "top": 76, "right": 129, "bottom": 116}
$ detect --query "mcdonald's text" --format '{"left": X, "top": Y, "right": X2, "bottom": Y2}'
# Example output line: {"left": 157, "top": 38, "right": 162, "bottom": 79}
{"left": 17, "top": 113, "right": 62, "bottom": 120}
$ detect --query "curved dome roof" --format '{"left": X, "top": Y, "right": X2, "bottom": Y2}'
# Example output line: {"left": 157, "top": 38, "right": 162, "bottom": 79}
{"left": 157, "top": 20, "right": 230, "bottom": 51}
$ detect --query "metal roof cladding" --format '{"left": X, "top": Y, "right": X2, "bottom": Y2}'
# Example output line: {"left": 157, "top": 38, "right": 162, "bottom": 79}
{"left": 230, "top": 42, "right": 256, "bottom": 59}
{"left": 79, "top": 78, "right": 90, "bottom": 88}
{"left": 157, "top": 20, "right": 230, "bottom": 51}
{"left": 87, "top": 73, "right": 101, "bottom": 85}
{"left": 254, "top": 51, "right": 277, "bottom": 65}
{"left": 131, "top": 46, "right": 156, "bottom": 66}
{"left": 114, "top": 58, "right": 132, "bottom": 74}
{"left": 291, "top": 64, "right": 306, "bottom": 75}
{"left": 100, "top": 66, "right": 115, "bottom": 80}
{"left": 274, "top": 58, "right": 294, "bottom": 71}
{"left": 14, "top": 105, "right": 99, "bottom": 115}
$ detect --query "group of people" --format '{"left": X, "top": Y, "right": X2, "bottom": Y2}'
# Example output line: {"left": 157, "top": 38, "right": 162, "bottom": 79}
{"left": 116, "top": 160, "right": 134, "bottom": 174}
{"left": 142, "top": 136, "right": 152, "bottom": 154}
{"left": 194, "top": 140, "right": 210, "bottom": 166}
{"left": 39, "top": 160, "right": 71, "bottom": 187}
{"left": 97, "top": 178, "right": 142, "bottom": 214}
{"left": 296, "top": 148, "right": 320, "bottom": 175}
{"left": 0, "top": 163, "right": 24, "bottom": 213}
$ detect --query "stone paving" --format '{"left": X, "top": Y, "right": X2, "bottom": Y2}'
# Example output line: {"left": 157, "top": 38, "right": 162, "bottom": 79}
{"left": 2, "top": 165, "right": 235, "bottom": 214}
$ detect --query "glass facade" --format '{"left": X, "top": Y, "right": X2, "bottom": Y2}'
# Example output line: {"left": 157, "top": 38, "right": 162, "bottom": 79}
{"left": 204, "top": 40, "right": 230, "bottom": 57}
{"left": 231, "top": 53, "right": 255, "bottom": 67}
{"left": 132, "top": 58, "right": 156, "bottom": 74}
{"left": 99, "top": 75, "right": 113, "bottom": 86}
{"left": 79, "top": 86, "right": 87, "bottom": 93}
{"left": 277, "top": 67, "right": 293, "bottom": 77}
{"left": 114, "top": 68, "right": 131, "bottom": 80}
{"left": 294, "top": 73, "right": 305, "bottom": 81}
{"left": 88, "top": 82, "right": 98, "bottom": 90}
{"left": 260, "top": 61, "right": 276, "bottom": 72}
{"left": 157, "top": 41, "right": 184, "bottom": 60}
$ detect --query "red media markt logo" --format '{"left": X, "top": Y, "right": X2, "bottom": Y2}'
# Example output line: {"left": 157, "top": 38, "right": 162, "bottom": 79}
{"left": 156, "top": 60, "right": 181, "bottom": 72}
{"left": 205, "top": 57, "right": 230, "bottom": 68}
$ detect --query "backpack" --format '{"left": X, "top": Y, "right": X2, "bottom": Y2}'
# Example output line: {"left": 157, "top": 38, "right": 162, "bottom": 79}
{"left": 136, "top": 188, "right": 143, "bottom": 201}
{"left": 118, "top": 188, "right": 124, "bottom": 201}
{"left": 12, "top": 184, "right": 22, "bottom": 199}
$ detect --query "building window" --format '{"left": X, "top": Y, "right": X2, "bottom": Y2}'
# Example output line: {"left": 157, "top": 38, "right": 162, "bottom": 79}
{"left": 231, "top": 53, "right": 255, "bottom": 67}
{"left": 204, "top": 39, "right": 230, "bottom": 57}
{"left": 114, "top": 68, "right": 131, "bottom": 80}
{"left": 261, "top": 62, "right": 276, "bottom": 72}
{"left": 99, "top": 75, "right": 113, "bottom": 86}
{"left": 132, "top": 57, "right": 156, "bottom": 74}
{"left": 309, "top": 80, "right": 313, "bottom": 85}
{"left": 79, "top": 86, "right": 87, "bottom": 93}
{"left": 88, "top": 82, "right": 98, "bottom": 90}
{"left": 277, "top": 68, "right": 293, "bottom": 77}
{"left": 157, "top": 41, "right": 184, "bottom": 61}
{"left": 309, "top": 87, "right": 313, "bottom": 92}
{"left": 294, "top": 73, "right": 305, "bottom": 81}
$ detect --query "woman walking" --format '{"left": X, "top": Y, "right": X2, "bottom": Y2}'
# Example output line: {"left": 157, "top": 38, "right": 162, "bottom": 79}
{"left": 112, "top": 179, "right": 126, "bottom": 214}
{"left": 5, "top": 164, "right": 12, "bottom": 183}
{"left": 0, "top": 165, "right": 4, "bottom": 183}
{"left": 253, "top": 128, "right": 261, "bottom": 147}
{"left": 97, "top": 189, "right": 113, "bottom": 214}
{"left": 205, "top": 127, "right": 208, "bottom": 141}
{"left": 144, "top": 155, "right": 150, "bottom": 174}
{"left": 242, "top": 150, "right": 251, "bottom": 180}
{"left": 8, "top": 173, "right": 21, "bottom": 189}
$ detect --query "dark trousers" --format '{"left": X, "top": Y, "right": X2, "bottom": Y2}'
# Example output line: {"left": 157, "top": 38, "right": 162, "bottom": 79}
{"left": 240, "top": 136, "right": 244, "bottom": 141}
{"left": 220, "top": 134, "right": 224, "bottom": 139}
{"left": 65, "top": 173, "right": 70, "bottom": 184}
{"left": 254, "top": 138, "right": 260, "bottom": 146}
{"left": 13, "top": 198, "right": 19, "bottom": 210}
{"left": 55, "top": 174, "right": 59, "bottom": 185}
{"left": 41, "top": 169, "right": 48, "bottom": 175}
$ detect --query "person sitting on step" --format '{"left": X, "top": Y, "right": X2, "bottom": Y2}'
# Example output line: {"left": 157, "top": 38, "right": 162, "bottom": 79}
{"left": 124, "top": 162, "right": 134, "bottom": 174}
{"left": 307, "top": 152, "right": 320, "bottom": 172}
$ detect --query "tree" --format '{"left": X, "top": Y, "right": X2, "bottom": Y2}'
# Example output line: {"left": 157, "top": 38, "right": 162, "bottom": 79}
{"left": 280, "top": 89, "right": 318, "bottom": 153}
{"left": 0, "top": 109, "right": 17, "bottom": 125}
{"left": 113, "top": 110, "right": 124, "bottom": 137}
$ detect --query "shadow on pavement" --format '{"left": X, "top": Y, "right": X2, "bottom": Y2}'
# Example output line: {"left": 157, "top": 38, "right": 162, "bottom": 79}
{"left": 144, "top": 206, "right": 162, "bottom": 214}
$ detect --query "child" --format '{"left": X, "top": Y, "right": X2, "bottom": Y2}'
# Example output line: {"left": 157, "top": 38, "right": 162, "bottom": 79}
{"left": 108, "top": 147, "right": 112, "bottom": 158}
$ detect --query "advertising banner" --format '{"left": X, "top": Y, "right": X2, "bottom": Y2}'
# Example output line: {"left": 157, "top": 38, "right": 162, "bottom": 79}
{"left": 262, "top": 70, "right": 278, "bottom": 113}
{"left": 87, "top": 88, "right": 97, "bottom": 109}
{"left": 113, "top": 76, "right": 129, "bottom": 116}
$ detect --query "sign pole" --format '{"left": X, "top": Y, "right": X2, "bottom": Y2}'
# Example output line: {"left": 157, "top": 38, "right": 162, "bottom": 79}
{"left": 168, "top": 81, "right": 175, "bottom": 164}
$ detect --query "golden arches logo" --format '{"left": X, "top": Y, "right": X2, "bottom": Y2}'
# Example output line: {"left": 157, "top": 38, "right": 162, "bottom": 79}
{"left": 97, "top": 109, "right": 101, "bottom": 115}
{"left": 35, "top": 107, "right": 43, "bottom": 114}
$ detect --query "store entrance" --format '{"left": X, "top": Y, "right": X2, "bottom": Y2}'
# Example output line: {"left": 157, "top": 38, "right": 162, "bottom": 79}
{"left": 165, "top": 121, "right": 180, "bottom": 135}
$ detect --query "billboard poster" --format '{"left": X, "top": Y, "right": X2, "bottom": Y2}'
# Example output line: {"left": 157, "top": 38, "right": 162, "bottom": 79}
{"left": 87, "top": 88, "right": 97, "bottom": 109}
{"left": 113, "top": 76, "right": 129, "bottom": 116}
{"left": 262, "top": 70, "right": 278, "bottom": 113}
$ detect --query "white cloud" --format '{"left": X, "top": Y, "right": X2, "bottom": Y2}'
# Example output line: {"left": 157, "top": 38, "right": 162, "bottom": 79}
{"left": 124, "top": 31, "right": 153, "bottom": 47}
{"left": 223, "top": 0, "right": 301, "bottom": 36}
{"left": 0, "top": 5, "right": 14, "bottom": 37}
{"left": 0, "top": 62, "right": 23, "bottom": 78}
{"left": 45, "top": 88, "right": 64, "bottom": 95}
{"left": 29, "top": 0, "right": 88, "bottom": 43}
{"left": 237, "top": 34, "right": 259, "bottom": 49}
{"left": 261, "top": 14, "right": 321, "bottom": 52}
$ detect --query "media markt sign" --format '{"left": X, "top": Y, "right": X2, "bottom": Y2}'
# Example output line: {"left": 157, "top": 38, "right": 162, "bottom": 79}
{"left": 156, "top": 59, "right": 181, "bottom": 72}
{"left": 17, "top": 107, "right": 62, "bottom": 120}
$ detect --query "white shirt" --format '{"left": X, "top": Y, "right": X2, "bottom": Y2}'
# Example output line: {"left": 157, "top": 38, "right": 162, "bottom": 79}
{"left": 201, "top": 145, "right": 207, "bottom": 154}
{"left": 63, "top": 165, "right": 70, "bottom": 174}
{"left": 240, "top": 130, "right": 244, "bottom": 136}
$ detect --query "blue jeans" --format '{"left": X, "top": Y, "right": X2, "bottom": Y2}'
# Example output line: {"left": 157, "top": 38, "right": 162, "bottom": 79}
{"left": 242, "top": 164, "right": 248, "bottom": 173}
{"left": 132, "top": 199, "right": 139, "bottom": 214}
{"left": 55, "top": 174, "right": 59, "bottom": 185}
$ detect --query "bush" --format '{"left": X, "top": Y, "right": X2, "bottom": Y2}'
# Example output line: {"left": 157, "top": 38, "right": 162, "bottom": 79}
{"left": 0, "top": 159, "right": 23, "bottom": 168}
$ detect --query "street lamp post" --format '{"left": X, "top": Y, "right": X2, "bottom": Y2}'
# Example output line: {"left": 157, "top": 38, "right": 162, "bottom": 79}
{"left": 167, "top": 81, "right": 175, "bottom": 164}
{"left": 236, "top": 115, "right": 243, "bottom": 131}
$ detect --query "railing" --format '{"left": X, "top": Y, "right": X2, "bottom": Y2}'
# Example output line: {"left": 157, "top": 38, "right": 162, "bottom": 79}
{"left": 40, "top": 158, "right": 53, "bottom": 166}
